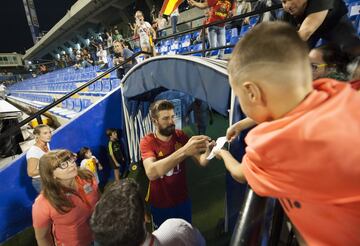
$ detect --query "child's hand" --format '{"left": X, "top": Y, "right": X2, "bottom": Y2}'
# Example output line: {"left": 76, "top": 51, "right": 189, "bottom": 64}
{"left": 226, "top": 123, "right": 242, "bottom": 142}
{"left": 115, "top": 163, "right": 120, "bottom": 167}
{"left": 214, "top": 148, "right": 227, "bottom": 160}
{"left": 226, "top": 118, "right": 257, "bottom": 142}
{"left": 98, "top": 164, "right": 103, "bottom": 171}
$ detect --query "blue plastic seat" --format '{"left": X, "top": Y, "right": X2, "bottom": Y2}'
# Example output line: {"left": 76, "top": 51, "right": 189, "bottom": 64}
{"left": 82, "top": 99, "right": 92, "bottom": 109}
{"left": 111, "top": 79, "right": 121, "bottom": 89}
{"left": 66, "top": 99, "right": 74, "bottom": 110}
{"left": 102, "top": 78, "right": 111, "bottom": 92}
{"left": 192, "top": 43, "right": 203, "bottom": 52}
{"left": 62, "top": 100, "right": 67, "bottom": 108}
{"left": 249, "top": 15, "right": 259, "bottom": 26}
{"left": 240, "top": 25, "right": 251, "bottom": 37}
{"left": 226, "top": 29, "right": 232, "bottom": 43}
{"left": 94, "top": 80, "right": 102, "bottom": 92}
{"left": 73, "top": 99, "right": 82, "bottom": 112}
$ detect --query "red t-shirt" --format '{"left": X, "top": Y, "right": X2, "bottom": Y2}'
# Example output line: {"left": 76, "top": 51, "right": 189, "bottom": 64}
{"left": 207, "top": 0, "right": 232, "bottom": 27}
{"left": 140, "top": 130, "right": 189, "bottom": 208}
{"left": 242, "top": 79, "right": 360, "bottom": 245}
{"left": 32, "top": 176, "right": 100, "bottom": 246}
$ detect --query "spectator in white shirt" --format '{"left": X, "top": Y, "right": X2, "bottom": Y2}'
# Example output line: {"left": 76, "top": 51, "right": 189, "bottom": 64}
{"left": 26, "top": 124, "right": 52, "bottom": 193}
{"left": 134, "top": 10, "right": 157, "bottom": 56}
{"left": 96, "top": 44, "right": 108, "bottom": 69}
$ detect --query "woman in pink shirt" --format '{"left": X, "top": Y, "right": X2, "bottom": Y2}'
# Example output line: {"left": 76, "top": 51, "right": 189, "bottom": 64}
{"left": 32, "top": 149, "right": 100, "bottom": 246}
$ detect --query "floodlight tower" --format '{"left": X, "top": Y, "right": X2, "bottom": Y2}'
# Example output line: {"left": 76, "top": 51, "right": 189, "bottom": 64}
{"left": 22, "top": 0, "right": 40, "bottom": 44}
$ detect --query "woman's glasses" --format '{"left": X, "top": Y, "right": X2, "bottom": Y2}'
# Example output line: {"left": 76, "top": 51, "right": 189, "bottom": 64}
{"left": 56, "top": 157, "right": 77, "bottom": 170}
{"left": 311, "top": 63, "right": 327, "bottom": 71}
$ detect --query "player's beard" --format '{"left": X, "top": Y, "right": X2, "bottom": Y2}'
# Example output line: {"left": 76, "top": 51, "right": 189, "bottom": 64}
{"left": 159, "top": 124, "right": 175, "bottom": 137}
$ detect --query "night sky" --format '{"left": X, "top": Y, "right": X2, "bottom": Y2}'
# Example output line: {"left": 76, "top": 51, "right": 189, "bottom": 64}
{"left": 0, "top": 0, "right": 77, "bottom": 54}
{"left": 0, "top": 0, "right": 179, "bottom": 54}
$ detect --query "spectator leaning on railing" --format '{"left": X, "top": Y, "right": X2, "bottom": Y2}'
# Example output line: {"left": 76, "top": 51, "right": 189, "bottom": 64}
{"left": 112, "top": 40, "right": 137, "bottom": 79}
{"left": 281, "top": 0, "right": 360, "bottom": 55}
{"left": 188, "top": 0, "right": 233, "bottom": 59}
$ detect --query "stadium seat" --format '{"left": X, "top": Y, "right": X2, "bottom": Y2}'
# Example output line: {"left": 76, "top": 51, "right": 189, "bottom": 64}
{"left": 62, "top": 100, "right": 67, "bottom": 109}
{"left": 178, "top": 47, "right": 189, "bottom": 54}
{"left": 111, "top": 79, "right": 121, "bottom": 89}
{"left": 210, "top": 49, "right": 219, "bottom": 56}
{"left": 249, "top": 15, "right": 260, "bottom": 26}
{"left": 88, "top": 83, "right": 95, "bottom": 91}
{"left": 94, "top": 80, "right": 103, "bottom": 92}
{"left": 73, "top": 99, "right": 82, "bottom": 112}
{"left": 102, "top": 78, "right": 111, "bottom": 92}
{"left": 226, "top": 29, "right": 232, "bottom": 43}
{"left": 82, "top": 99, "right": 92, "bottom": 109}
{"left": 66, "top": 99, "right": 74, "bottom": 110}
{"left": 240, "top": 24, "right": 252, "bottom": 37}
{"left": 192, "top": 31, "right": 200, "bottom": 39}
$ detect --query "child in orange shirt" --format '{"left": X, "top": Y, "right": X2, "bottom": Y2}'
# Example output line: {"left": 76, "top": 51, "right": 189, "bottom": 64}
{"left": 216, "top": 22, "right": 360, "bottom": 245}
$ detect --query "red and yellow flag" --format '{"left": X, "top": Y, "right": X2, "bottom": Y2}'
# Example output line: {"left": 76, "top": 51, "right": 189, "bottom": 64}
{"left": 160, "top": 0, "right": 183, "bottom": 16}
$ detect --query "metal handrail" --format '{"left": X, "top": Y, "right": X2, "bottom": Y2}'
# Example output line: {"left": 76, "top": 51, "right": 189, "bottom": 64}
{"left": 157, "top": 14, "right": 206, "bottom": 32}
{"left": 155, "top": 4, "right": 282, "bottom": 57}
{"left": 0, "top": 51, "right": 151, "bottom": 141}
{"left": 155, "top": 4, "right": 282, "bottom": 42}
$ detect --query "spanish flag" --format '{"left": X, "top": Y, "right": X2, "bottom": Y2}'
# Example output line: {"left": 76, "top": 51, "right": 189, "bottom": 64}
{"left": 160, "top": 0, "right": 183, "bottom": 16}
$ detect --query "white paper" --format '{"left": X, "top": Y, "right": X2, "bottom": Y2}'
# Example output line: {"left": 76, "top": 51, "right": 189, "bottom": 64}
{"left": 206, "top": 136, "right": 227, "bottom": 160}
{"left": 350, "top": 5, "right": 360, "bottom": 17}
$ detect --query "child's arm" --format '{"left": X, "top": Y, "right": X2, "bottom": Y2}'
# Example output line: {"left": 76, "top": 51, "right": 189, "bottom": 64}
{"left": 93, "top": 156, "right": 103, "bottom": 170}
{"left": 216, "top": 149, "right": 246, "bottom": 183}
{"left": 226, "top": 117, "right": 257, "bottom": 142}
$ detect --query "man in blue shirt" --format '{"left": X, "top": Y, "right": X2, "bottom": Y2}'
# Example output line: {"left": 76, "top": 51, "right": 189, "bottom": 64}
{"left": 112, "top": 40, "right": 137, "bottom": 79}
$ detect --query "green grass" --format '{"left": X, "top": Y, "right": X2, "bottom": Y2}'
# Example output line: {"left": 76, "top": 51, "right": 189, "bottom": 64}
{"left": 184, "top": 113, "right": 231, "bottom": 245}
{"left": 1, "top": 227, "right": 36, "bottom": 246}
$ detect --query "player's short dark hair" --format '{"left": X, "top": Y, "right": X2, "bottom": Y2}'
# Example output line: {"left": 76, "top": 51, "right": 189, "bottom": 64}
{"left": 150, "top": 99, "right": 174, "bottom": 119}
{"left": 90, "top": 179, "right": 146, "bottom": 246}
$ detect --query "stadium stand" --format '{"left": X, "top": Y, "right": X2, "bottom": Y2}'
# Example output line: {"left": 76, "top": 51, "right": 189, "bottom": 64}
{"left": 6, "top": 63, "right": 118, "bottom": 122}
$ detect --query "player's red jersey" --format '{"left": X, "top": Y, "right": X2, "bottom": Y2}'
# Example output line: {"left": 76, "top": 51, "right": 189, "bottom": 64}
{"left": 140, "top": 130, "right": 189, "bottom": 208}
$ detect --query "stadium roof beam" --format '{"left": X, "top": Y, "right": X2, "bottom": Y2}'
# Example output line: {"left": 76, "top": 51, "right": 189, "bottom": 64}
{"left": 23, "top": 0, "right": 134, "bottom": 60}
{"left": 87, "top": 17, "right": 99, "bottom": 24}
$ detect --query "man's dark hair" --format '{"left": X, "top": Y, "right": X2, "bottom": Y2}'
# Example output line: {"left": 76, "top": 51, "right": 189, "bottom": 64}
{"left": 316, "top": 44, "right": 351, "bottom": 75}
{"left": 106, "top": 128, "right": 117, "bottom": 138}
{"left": 90, "top": 179, "right": 146, "bottom": 246}
{"left": 150, "top": 99, "right": 174, "bottom": 120}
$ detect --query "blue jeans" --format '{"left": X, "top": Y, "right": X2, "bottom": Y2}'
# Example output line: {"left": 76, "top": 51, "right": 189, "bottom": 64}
{"left": 150, "top": 199, "right": 192, "bottom": 229}
{"left": 208, "top": 26, "right": 226, "bottom": 59}
{"left": 171, "top": 15, "right": 178, "bottom": 34}
{"left": 32, "top": 178, "right": 41, "bottom": 193}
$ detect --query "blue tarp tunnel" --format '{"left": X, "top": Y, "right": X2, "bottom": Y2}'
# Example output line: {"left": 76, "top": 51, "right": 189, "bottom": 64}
{"left": 120, "top": 55, "right": 251, "bottom": 234}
